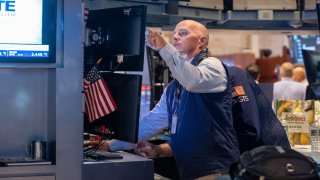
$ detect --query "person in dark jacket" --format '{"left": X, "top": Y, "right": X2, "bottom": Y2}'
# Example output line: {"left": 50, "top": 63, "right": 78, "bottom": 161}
{"left": 227, "top": 66, "right": 290, "bottom": 153}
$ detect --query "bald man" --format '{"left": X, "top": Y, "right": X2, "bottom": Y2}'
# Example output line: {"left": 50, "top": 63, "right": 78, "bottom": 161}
{"left": 86, "top": 20, "right": 239, "bottom": 179}
{"left": 292, "top": 66, "right": 308, "bottom": 85}
{"left": 273, "top": 62, "right": 306, "bottom": 100}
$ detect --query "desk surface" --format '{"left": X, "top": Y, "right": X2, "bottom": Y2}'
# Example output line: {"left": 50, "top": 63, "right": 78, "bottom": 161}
{"left": 82, "top": 147, "right": 318, "bottom": 180}
{"left": 82, "top": 151, "right": 153, "bottom": 180}
{"left": 291, "top": 145, "right": 320, "bottom": 162}
{"left": 84, "top": 150, "right": 149, "bottom": 164}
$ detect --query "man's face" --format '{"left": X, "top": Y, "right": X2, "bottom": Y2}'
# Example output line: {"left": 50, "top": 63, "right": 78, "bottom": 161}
{"left": 172, "top": 22, "right": 201, "bottom": 55}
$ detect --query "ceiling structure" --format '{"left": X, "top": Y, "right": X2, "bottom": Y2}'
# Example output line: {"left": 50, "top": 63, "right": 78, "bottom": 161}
{"left": 87, "top": 0, "right": 320, "bottom": 34}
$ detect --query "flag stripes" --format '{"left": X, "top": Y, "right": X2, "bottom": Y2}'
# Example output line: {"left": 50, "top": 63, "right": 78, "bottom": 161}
{"left": 84, "top": 67, "right": 117, "bottom": 122}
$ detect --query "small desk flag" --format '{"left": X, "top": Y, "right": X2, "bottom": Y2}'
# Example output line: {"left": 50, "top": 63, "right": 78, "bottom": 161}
{"left": 84, "top": 66, "right": 117, "bottom": 122}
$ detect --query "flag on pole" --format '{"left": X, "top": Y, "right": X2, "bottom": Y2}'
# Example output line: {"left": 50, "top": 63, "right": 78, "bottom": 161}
{"left": 84, "top": 66, "right": 117, "bottom": 122}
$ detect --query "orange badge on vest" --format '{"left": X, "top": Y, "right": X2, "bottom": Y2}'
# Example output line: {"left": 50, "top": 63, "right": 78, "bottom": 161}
{"left": 232, "top": 86, "right": 245, "bottom": 98}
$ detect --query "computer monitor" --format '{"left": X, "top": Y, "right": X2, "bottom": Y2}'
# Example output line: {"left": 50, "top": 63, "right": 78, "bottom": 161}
{"left": 0, "top": 0, "right": 56, "bottom": 63}
{"left": 288, "top": 35, "right": 320, "bottom": 64}
{"left": 302, "top": 49, "right": 320, "bottom": 85}
{"left": 84, "top": 5, "right": 146, "bottom": 72}
{"left": 302, "top": 50, "right": 320, "bottom": 100}
{"left": 84, "top": 73, "right": 142, "bottom": 143}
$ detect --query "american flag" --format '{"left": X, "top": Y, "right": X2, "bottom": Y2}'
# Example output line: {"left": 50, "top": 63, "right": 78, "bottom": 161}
{"left": 84, "top": 66, "right": 117, "bottom": 122}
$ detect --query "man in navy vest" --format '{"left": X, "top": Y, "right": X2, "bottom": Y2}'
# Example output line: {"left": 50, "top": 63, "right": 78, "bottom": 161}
{"left": 133, "top": 20, "right": 239, "bottom": 179}
{"left": 84, "top": 20, "right": 240, "bottom": 179}
{"left": 85, "top": 20, "right": 290, "bottom": 179}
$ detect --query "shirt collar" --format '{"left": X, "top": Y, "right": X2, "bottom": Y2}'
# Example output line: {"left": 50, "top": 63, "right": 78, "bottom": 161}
{"left": 281, "top": 77, "right": 293, "bottom": 81}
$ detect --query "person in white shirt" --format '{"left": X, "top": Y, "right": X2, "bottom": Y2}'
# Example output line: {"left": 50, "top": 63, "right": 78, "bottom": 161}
{"left": 273, "top": 62, "right": 306, "bottom": 100}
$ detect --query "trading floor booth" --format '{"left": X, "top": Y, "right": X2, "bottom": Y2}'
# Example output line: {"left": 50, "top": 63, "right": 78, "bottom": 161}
{"left": 0, "top": 0, "right": 84, "bottom": 180}
{"left": 0, "top": 2, "right": 153, "bottom": 180}
{"left": 82, "top": 5, "right": 153, "bottom": 180}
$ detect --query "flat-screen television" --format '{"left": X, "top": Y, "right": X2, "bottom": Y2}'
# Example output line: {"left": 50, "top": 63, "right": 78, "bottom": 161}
{"left": 84, "top": 5, "right": 146, "bottom": 72}
{"left": 0, "top": 0, "right": 56, "bottom": 63}
{"left": 84, "top": 73, "right": 142, "bottom": 143}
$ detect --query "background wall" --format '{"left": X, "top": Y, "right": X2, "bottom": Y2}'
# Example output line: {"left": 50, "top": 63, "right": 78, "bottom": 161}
{"left": 161, "top": 29, "right": 318, "bottom": 59}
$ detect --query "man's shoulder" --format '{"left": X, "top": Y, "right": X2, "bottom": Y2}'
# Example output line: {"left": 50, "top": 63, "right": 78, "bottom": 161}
{"left": 199, "top": 57, "right": 226, "bottom": 72}
{"left": 274, "top": 80, "right": 306, "bottom": 93}
{"left": 288, "top": 81, "right": 307, "bottom": 89}
{"left": 201, "top": 56, "right": 222, "bottom": 64}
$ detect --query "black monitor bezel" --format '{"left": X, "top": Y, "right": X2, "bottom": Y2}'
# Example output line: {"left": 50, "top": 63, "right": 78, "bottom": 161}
{"left": 84, "top": 5, "right": 146, "bottom": 72}
{"left": 302, "top": 49, "right": 320, "bottom": 85}
{"left": 84, "top": 73, "right": 142, "bottom": 143}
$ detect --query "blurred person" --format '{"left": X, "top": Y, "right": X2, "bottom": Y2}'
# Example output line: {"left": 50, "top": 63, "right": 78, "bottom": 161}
{"left": 292, "top": 66, "right": 308, "bottom": 86}
{"left": 273, "top": 62, "right": 306, "bottom": 100}
{"left": 246, "top": 64, "right": 260, "bottom": 83}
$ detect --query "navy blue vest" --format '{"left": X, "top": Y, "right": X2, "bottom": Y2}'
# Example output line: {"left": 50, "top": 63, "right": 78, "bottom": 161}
{"left": 165, "top": 51, "right": 240, "bottom": 179}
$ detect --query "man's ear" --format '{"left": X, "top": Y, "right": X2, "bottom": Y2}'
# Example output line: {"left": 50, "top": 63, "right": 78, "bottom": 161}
{"left": 199, "top": 37, "right": 207, "bottom": 46}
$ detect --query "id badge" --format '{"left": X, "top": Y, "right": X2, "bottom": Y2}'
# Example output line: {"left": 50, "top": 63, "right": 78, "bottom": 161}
{"left": 171, "top": 114, "right": 178, "bottom": 134}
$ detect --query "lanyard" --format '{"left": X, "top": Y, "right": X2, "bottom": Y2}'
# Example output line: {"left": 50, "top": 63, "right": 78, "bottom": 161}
{"left": 172, "top": 82, "right": 182, "bottom": 115}
{"left": 171, "top": 49, "right": 208, "bottom": 116}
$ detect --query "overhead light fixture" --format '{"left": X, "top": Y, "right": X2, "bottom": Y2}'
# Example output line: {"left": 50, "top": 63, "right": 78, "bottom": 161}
{"left": 289, "top": 21, "right": 303, "bottom": 29}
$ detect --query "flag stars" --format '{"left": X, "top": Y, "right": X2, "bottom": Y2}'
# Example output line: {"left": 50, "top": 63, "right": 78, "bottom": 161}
{"left": 85, "top": 67, "right": 101, "bottom": 83}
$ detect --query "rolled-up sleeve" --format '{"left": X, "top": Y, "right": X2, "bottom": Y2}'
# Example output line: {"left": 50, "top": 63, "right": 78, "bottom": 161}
{"left": 159, "top": 45, "right": 227, "bottom": 93}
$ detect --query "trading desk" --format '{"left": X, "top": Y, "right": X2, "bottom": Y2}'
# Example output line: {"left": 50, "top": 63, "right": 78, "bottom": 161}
{"left": 82, "top": 151, "right": 153, "bottom": 180}
{"left": 292, "top": 145, "right": 320, "bottom": 163}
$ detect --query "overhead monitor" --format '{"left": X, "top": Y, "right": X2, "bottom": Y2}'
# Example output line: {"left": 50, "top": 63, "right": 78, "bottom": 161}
{"left": 0, "top": 0, "right": 57, "bottom": 63}
{"left": 84, "top": 5, "right": 146, "bottom": 72}
{"left": 288, "top": 35, "right": 320, "bottom": 64}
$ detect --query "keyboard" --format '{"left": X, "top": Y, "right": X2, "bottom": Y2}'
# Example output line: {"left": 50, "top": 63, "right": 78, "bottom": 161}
{"left": 85, "top": 151, "right": 123, "bottom": 160}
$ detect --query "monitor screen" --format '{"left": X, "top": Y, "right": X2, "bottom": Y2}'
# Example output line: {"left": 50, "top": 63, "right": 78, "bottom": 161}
{"left": 84, "top": 5, "right": 146, "bottom": 72}
{"left": 288, "top": 35, "right": 320, "bottom": 64}
{"left": 302, "top": 49, "right": 320, "bottom": 85}
{"left": 84, "top": 73, "right": 142, "bottom": 143}
{"left": 0, "top": 0, "right": 56, "bottom": 63}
